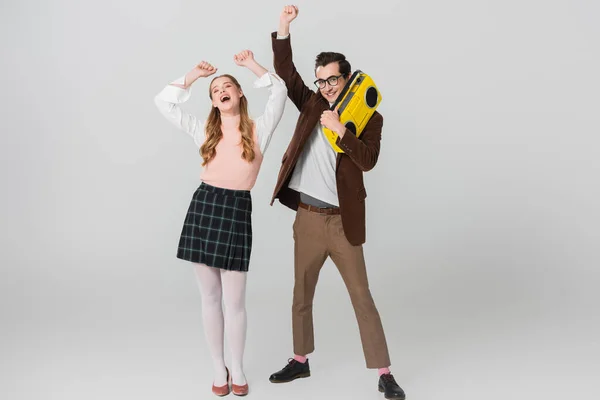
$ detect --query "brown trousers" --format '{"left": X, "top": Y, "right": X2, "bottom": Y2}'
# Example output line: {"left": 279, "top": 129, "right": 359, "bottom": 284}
{"left": 291, "top": 207, "right": 391, "bottom": 368}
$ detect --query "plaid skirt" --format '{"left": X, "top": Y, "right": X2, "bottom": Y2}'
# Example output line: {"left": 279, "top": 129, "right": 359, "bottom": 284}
{"left": 176, "top": 182, "right": 252, "bottom": 271}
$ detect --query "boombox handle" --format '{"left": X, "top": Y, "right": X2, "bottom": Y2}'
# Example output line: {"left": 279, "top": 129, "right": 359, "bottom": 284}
{"left": 329, "top": 70, "right": 363, "bottom": 111}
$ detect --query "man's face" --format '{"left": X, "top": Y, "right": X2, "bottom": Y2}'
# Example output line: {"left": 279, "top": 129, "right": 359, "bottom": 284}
{"left": 314, "top": 62, "right": 348, "bottom": 103}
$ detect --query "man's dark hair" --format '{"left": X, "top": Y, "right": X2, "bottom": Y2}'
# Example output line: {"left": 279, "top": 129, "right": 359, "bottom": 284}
{"left": 315, "top": 52, "right": 351, "bottom": 78}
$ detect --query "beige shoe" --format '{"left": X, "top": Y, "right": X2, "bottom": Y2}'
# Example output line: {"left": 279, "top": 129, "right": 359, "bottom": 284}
{"left": 212, "top": 368, "right": 230, "bottom": 397}
{"left": 229, "top": 371, "right": 248, "bottom": 396}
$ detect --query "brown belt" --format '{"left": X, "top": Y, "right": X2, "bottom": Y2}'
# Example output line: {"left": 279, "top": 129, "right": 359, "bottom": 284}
{"left": 298, "top": 202, "right": 341, "bottom": 215}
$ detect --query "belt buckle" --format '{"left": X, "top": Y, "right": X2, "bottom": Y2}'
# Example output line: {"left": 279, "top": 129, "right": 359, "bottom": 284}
{"left": 301, "top": 202, "right": 336, "bottom": 215}
{"left": 314, "top": 205, "right": 331, "bottom": 214}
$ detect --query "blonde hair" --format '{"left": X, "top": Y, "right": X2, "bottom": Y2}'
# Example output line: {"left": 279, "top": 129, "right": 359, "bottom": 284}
{"left": 200, "top": 74, "right": 255, "bottom": 166}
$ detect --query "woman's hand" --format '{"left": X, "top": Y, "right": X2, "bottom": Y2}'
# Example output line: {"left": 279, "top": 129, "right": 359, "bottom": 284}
{"left": 234, "top": 50, "right": 255, "bottom": 67}
{"left": 194, "top": 61, "right": 218, "bottom": 77}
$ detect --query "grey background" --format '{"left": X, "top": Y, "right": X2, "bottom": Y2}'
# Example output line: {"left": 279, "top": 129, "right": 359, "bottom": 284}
{"left": 1, "top": 0, "right": 599, "bottom": 399}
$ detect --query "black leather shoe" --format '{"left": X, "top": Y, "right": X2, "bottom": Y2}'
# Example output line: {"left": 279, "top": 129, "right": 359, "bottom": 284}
{"left": 378, "top": 373, "right": 406, "bottom": 399}
{"left": 269, "top": 358, "right": 310, "bottom": 383}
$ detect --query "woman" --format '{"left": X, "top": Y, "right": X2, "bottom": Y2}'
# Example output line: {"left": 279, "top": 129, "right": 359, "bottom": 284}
{"left": 154, "top": 50, "right": 287, "bottom": 396}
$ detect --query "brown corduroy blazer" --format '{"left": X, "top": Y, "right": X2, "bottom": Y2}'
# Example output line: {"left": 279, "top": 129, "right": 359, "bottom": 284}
{"left": 269, "top": 32, "right": 384, "bottom": 246}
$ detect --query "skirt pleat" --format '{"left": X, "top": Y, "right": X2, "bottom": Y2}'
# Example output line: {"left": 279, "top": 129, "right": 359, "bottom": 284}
{"left": 176, "top": 182, "right": 252, "bottom": 271}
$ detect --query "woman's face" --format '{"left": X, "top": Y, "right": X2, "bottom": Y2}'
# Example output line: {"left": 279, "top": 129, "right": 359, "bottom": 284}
{"left": 210, "top": 76, "right": 243, "bottom": 113}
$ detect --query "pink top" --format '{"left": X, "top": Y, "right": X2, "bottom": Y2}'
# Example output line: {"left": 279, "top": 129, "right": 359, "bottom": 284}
{"left": 154, "top": 72, "right": 288, "bottom": 191}
{"left": 200, "top": 115, "right": 263, "bottom": 191}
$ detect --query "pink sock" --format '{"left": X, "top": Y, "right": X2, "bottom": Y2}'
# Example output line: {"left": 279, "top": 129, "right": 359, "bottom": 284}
{"left": 378, "top": 367, "right": 390, "bottom": 376}
{"left": 293, "top": 355, "right": 307, "bottom": 363}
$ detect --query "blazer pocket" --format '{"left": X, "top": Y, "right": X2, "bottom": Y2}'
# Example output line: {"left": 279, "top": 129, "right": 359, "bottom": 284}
{"left": 357, "top": 187, "right": 367, "bottom": 201}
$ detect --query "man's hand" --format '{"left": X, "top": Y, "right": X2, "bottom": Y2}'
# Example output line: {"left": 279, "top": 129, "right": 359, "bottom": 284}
{"left": 278, "top": 5, "right": 298, "bottom": 37}
{"left": 233, "top": 50, "right": 255, "bottom": 67}
{"left": 194, "top": 61, "right": 217, "bottom": 77}
{"left": 320, "top": 109, "right": 346, "bottom": 137}
{"left": 280, "top": 5, "right": 298, "bottom": 24}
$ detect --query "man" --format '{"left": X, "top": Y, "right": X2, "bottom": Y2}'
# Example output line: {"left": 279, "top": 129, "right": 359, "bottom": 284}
{"left": 267, "top": 5, "right": 406, "bottom": 400}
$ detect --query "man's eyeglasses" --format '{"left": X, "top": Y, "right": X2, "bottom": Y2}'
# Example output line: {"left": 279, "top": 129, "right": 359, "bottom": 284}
{"left": 314, "top": 74, "right": 344, "bottom": 89}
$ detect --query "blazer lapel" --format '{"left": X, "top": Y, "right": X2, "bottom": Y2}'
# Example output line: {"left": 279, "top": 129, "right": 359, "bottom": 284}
{"left": 336, "top": 152, "right": 343, "bottom": 170}
{"left": 298, "top": 94, "right": 329, "bottom": 150}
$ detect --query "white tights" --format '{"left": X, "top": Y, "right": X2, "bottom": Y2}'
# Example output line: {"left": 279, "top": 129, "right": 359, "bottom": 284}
{"left": 194, "top": 263, "right": 247, "bottom": 386}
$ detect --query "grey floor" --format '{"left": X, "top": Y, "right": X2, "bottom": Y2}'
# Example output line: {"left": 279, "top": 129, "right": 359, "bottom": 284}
{"left": 3, "top": 253, "right": 598, "bottom": 400}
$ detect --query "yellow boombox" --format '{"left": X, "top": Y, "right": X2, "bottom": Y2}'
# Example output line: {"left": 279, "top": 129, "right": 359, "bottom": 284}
{"left": 322, "top": 70, "right": 382, "bottom": 153}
